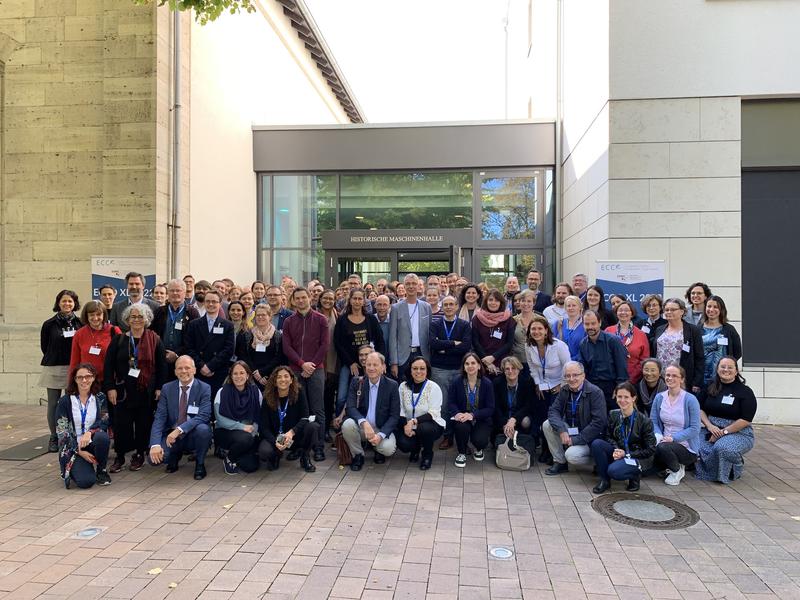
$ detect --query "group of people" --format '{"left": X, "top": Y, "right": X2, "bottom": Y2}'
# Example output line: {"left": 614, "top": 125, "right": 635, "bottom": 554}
{"left": 41, "top": 269, "right": 756, "bottom": 493}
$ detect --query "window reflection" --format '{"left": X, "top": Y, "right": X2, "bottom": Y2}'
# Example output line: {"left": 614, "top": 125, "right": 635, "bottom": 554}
{"left": 273, "top": 175, "right": 336, "bottom": 248}
{"left": 481, "top": 175, "right": 538, "bottom": 240}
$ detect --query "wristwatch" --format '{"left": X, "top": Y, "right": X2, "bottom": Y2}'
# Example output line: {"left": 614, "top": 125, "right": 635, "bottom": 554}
{"left": 722, "top": 429, "right": 729, "bottom": 435}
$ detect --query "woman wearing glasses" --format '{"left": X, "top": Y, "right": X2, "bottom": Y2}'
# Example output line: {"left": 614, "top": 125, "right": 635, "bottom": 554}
{"left": 651, "top": 298, "right": 704, "bottom": 393}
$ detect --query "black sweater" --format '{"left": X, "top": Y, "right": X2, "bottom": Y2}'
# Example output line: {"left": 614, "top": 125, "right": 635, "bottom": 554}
{"left": 333, "top": 313, "right": 385, "bottom": 368}
{"left": 260, "top": 387, "right": 310, "bottom": 445}
{"left": 237, "top": 330, "right": 284, "bottom": 378}
{"left": 491, "top": 373, "right": 543, "bottom": 427}
{"left": 40, "top": 313, "right": 83, "bottom": 366}
{"left": 651, "top": 321, "right": 705, "bottom": 390}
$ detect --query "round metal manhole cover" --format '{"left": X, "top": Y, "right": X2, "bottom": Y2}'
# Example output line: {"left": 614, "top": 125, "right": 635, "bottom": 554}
{"left": 591, "top": 493, "right": 699, "bottom": 530}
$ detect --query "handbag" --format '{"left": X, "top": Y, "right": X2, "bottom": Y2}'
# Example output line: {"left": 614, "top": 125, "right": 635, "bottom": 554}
{"left": 334, "top": 431, "right": 352, "bottom": 466}
{"left": 496, "top": 431, "right": 530, "bottom": 471}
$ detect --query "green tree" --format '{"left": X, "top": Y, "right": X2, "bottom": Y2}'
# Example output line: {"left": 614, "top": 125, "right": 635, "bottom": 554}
{"left": 134, "top": 0, "right": 255, "bottom": 25}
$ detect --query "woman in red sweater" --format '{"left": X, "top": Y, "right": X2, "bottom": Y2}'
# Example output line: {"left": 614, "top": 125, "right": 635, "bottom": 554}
{"left": 69, "top": 300, "right": 120, "bottom": 388}
{"left": 606, "top": 300, "right": 649, "bottom": 384}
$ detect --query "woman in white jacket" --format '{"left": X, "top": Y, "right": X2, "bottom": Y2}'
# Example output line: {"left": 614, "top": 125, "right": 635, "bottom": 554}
{"left": 396, "top": 356, "right": 445, "bottom": 471}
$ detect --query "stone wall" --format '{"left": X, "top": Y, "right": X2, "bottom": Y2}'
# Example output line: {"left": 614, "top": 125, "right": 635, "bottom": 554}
{"left": 0, "top": 1, "right": 189, "bottom": 403}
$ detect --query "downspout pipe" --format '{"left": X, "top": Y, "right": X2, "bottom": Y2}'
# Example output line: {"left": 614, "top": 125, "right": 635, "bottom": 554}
{"left": 170, "top": 9, "right": 182, "bottom": 279}
{"left": 554, "top": 0, "right": 564, "bottom": 283}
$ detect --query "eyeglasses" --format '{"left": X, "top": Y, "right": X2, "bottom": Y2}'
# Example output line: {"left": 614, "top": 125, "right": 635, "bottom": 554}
{"left": 129, "top": 315, "right": 145, "bottom": 320}
{"left": 75, "top": 374, "right": 95, "bottom": 381}
{"left": 564, "top": 373, "right": 583, "bottom": 379}
{"left": 664, "top": 373, "right": 681, "bottom": 379}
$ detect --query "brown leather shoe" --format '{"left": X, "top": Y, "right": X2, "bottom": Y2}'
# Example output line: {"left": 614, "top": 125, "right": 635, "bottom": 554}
{"left": 438, "top": 437, "right": 453, "bottom": 450}
{"left": 129, "top": 453, "right": 144, "bottom": 472}
{"left": 109, "top": 457, "right": 124, "bottom": 473}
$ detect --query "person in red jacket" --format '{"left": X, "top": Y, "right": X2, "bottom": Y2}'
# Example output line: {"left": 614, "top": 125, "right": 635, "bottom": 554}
{"left": 69, "top": 300, "right": 121, "bottom": 388}
{"left": 606, "top": 301, "right": 650, "bottom": 384}
{"left": 281, "top": 287, "right": 330, "bottom": 461}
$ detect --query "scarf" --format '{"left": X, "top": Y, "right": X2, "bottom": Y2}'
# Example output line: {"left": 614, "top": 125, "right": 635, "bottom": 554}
{"left": 131, "top": 329, "right": 156, "bottom": 391}
{"left": 474, "top": 307, "right": 509, "bottom": 328}
{"left": 219, "top": 382, "right": 261, "bottom": 424}
{"left": 56, "top": 311, "right": 78, "bottom": 328}
{"left": 250, "top": 323, "right": 276, "bottom": 349}
{"left": 458, "top": 305, "right": 475, "bottom": 322}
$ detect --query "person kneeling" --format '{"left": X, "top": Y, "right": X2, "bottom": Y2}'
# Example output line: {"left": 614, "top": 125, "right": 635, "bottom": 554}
{"left": 342, "top": 352, "right": 400, "bottom": 471}
{"left": 56, "top": 363, "right": 112, "bottom": 488}
{"left": 148, "top": 356, "right": 213, "bottom": 480}
{"left": 591, "top": 382, "right": 656, "bottom": 493}
{"left": 214, "top": 360, "right": 262, "bottom": 475}
{"left": 397, "top": 357, "right": 445, "bottom": 470}
{"left": 448, "top": 352, "right": 495, "bottom": 468}
{"left": 543, "top": 361, "right": 607, "bottom": 475}
{"left": 258, "top": 366, "right": 319, "bottom": 473}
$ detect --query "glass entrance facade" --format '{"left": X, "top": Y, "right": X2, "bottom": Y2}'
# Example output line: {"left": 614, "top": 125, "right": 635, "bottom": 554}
{"left": 258, "top": 168, "right": 555, "bottom": 286}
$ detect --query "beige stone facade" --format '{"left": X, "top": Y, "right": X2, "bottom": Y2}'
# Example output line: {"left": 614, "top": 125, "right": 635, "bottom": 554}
{"left": 0, "top": 1, "right": 190, "bottom": 403}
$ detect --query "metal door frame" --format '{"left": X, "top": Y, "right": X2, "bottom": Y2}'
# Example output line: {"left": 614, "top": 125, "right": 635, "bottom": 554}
{"left": 324, "top": 251, "right": 397, "bottom": 288}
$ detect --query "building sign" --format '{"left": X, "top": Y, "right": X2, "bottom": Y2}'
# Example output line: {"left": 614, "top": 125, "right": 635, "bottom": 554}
{"left": 91, "top": 256, "right": 157, "bottom": 302}
{"left": 596, "top": 260, "right": 664, "bottom": 315}
{"left": 349, "top": 234, "right": 445, "bottom": 243}
{"left": 322, "top": 229, "right": 471, "bottom": 249}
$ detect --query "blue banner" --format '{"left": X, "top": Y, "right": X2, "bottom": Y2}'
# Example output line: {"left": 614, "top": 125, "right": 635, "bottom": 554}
{"left": 91, "top": 256, "right": 157, "bottom": 303}
{"left": 596, "top": 260, "right": 665, "bottom": 317}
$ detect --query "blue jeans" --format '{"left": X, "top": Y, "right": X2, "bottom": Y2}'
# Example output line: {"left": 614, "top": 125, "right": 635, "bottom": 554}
{"left": 160, "top": 423, "right": 213, "bottom": 467}
{"left": 337, "top": 365, "right": 355, "bottom": 414}
{"left": 591, "top": 439, "right": 640, "bottom": 481}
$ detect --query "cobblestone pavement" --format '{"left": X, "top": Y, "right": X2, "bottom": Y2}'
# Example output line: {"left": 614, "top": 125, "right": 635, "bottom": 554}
{"left": 1, "top": 403, "right": 799, "bottom": 600}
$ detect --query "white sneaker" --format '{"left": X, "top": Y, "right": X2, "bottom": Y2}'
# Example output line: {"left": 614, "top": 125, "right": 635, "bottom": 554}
{"left": 664, "top": 465, "right": 685, "bottom": 486}
{"left": 454, "top": 454, "right": 467, "bottom": 468}
{"left": 473, "top": 450, "right": 484, "bottom": 462}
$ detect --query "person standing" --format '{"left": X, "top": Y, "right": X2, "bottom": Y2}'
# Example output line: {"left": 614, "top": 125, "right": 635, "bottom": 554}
{"left": 553, "top": 295, "right": 585, "bottom": 361}
{"left": 471, "top": 289, "right": 516, "bottom": 378}
{"left": 108, "top": 272, "right": 160, "bottom": 332}
{"left": 98, "top": 284, "right": 117, "bottom": 312}
{"left": 266, "top": 286, "right": 293, "bottom": 331}
{"left": 40, "top": 290, "right": 83, "bottom": 452}
{"left": 150, "top": 279, "right": 200, "bottom": 380}
{"left": 571, "top": 273, "right": 589, "bottom": 301}
{"left": 606, "top": 301, "right": 650, "bottom": 384}
{"left": 543, "top": 282, "right": 573, "bottom": 324}
{"left": 184, "top": 290, "right": 235, "bottom": 400}
{"left": 579, "top": 311, "right": 629, "bottom": 411}
{"left": 525, "top": 269, "right": 552, "bottom": 313}
{"left": 282, "top": 287, "right": 330, "bottom": 462}
{"left": 69, "top": 300, "right": 120, "bottom": 390}
{"left": 652, "top": 298, "right": 704, "bottom": 393}
{"left": 389, "top": 273, "right": 432, "bottom": 380}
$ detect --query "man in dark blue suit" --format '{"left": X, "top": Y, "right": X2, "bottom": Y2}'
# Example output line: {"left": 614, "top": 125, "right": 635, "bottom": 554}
{"left": 148, "top": 355, "right": 213, "bottom": 480}
{"left": 184, "top": 290, "right": 234, "bottom": 399}
{"left": 526, "top": 269, "right": 553, "bottom": 313}
{"left": 341, "top": 351, "right": 400, "bottom": 471}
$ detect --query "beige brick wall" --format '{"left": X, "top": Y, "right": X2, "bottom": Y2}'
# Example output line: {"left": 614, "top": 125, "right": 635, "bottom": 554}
{"left": 0, "top": 2, "right": 190, "bottom": 404}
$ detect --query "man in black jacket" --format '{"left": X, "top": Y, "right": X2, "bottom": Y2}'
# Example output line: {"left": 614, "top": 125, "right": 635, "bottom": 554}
{"left": 184, "top": 290, "right": 234, "bottom": 399}
{"left": 543, "top": 361, "right": 608, "bottom": 475}
{"left": 341, "top": 351, "right": 400, "bottom": 471}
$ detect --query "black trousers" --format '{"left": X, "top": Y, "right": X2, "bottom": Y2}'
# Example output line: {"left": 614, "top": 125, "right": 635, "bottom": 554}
{"left": 396, "top": 420, "right": 443, "bottom": 458}
{"left": 655, "top": 441, "right": 697, "bottom": 472}
{"left": 324, "top": 370, "right": 338, "bottom": 430}
{"left": 593, "top": 380, "right": 617, "bottom": 411}
{"left": 453, "top": 420, "right": 491, "bottom": 454}
{"left": 69, "top": 431, "right": 110, "bottom": 488}
{"left": 258, "top": 421, "right": 319, "bottom": 462}
{"left": 114, "top": 400, "right": 151, "bottom": 457}
{"left": 214, "top": 428, "right": 259, "bottom": 472}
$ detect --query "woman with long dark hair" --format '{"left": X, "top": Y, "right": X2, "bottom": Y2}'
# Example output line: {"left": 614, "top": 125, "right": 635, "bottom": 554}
{"left": 214, "top": 360, "right": 262, "bottom": 474}
{"left": 55, "top": 363, "right": 111, "bottom": 488}
{"left": 699, "top": 295, "right": 742, "bottom": 386}
{"left": 583, "top": 285, "right": 617, "bottom": 329}
{"left": 471, "top": 289, "right": 516, "bottom": 377}
{"left": 317, "top": 288, "right": 339, "bottom": 442}
{"left": 40, "top": 289, "right": 83, "bottom": 452}
{"left": 457, "top": 284, "right": 483, "bottom": 322}
{"left": 258, "top": 366, "right": 319, "bottom": 473}
{"left": 448, "top": 352, "right": 495, "bottom": 468}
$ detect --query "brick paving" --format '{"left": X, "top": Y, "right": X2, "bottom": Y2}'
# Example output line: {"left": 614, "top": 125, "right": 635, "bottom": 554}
{"left": 1, "top": 403, "right": 799, "bottom": 600}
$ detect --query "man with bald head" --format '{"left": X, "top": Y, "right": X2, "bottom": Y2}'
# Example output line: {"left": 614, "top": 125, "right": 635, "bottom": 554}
{"left": 149, "top": 356, "right": 213, "bottom": 480}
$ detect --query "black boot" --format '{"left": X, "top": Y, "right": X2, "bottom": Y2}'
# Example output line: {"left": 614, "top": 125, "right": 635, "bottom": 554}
{"left": 592, "top": 479, "right": 611, "bottom": 494}
{"left": 300, "top": 452, "right": 316, "bottom": 473}
{"left": 48, "top": 434, "right": 58, "bottom": 453}
{"left": 626, "top": 475, "right": 640, "bottom": 492}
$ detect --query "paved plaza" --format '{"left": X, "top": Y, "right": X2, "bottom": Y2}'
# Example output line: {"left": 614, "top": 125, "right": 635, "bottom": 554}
{"left": 0, "top": 403, "right": 799, "bottom": 600}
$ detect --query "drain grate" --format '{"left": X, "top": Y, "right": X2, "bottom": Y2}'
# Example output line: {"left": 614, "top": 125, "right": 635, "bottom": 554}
{"left": 591, "top": 492, "right": 699, "bottom": 530}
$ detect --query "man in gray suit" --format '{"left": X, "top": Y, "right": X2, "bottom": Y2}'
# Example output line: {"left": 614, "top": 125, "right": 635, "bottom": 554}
{"left": 389, "top": 273, "right": 431, "bottom": 380}
{"left": 109, "top": 271, "right": 161, "bottom": 332}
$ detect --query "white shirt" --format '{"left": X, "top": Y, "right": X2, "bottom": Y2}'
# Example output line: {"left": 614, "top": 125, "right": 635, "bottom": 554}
{"left": 399, "top": 380, "right": 445, "bottom": 428}
{"left": 543, "top": 305, "right": 567, "bottom": 323}
{"left": 70, "top": 395, "right": 97, "bottom": 435}
{"left": 407, "top": 300, "right": 420, "bottom": 347}
{"left": 526, "top": 338, "right": 571, "bottom": 391}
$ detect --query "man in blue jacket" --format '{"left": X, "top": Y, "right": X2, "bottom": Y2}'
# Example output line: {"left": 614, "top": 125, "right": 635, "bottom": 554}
{"left": 579, "top": 310, "right": 629, "bottom": 410}
{"left": 148, "top": 355, "right": 213, "bottom": 480}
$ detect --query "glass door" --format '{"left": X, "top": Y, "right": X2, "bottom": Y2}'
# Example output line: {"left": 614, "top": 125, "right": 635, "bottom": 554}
{"left": 325, "top": 252, "right": 394, "bottom": 288}
{"left": 476, "top": 252, "right": 542, "bottom": 290}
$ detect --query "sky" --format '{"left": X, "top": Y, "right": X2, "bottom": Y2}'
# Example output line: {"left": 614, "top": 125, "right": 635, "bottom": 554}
{"left": 303, "top": 0, "right": 553, "bottom": 124}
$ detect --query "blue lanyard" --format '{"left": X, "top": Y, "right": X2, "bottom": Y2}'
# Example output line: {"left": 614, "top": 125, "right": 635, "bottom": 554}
{"left": 467, "top": 382, "right": 478, "bottom": 411}
{"left": 621, "top": 413, "right": 635, "bottom": 452}
{"left": 410, "top": 380, "right": 427, "bottom": 418}
{"left": 129, "top": 335, "right": 139, "bottom": 368}
{"left": 168, "top": 303, "right": 184, "bottom": 325}
{"left": 78, "top": 397, "right": 91, "bottom": 435}
{"left": 507, "top": 385, "right": 517, "bottom": 410}
{"left": 277, "top": 398, "right": 289, "bottom": 434}
{"left": 570, "top": 388, "right": 583, "bottom": 427}
{"left": 538, "top": 347, "right": 547, "bottom": 373}
{"left": 409, "top": 301, "right": 419, "bottom": 321}
{"left": 443, "top": 319, "right": 456, "bottom": 341}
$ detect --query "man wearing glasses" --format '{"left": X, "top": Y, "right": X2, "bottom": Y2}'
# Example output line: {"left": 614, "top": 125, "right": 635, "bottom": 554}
{"left": 184, "top": 290, "right": 235, "bottom": 399}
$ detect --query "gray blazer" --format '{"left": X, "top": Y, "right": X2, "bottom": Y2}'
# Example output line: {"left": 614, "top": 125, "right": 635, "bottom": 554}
{"left": 389, "top": 299, "right": 431, "bottom": 367}
{"left": 109, "top": 297, "right": 161, "bottom": 332}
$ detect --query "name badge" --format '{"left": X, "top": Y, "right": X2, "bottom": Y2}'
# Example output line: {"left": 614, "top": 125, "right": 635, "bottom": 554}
{"left": 624, "top": 457, "right": 637, "bottom": 466}
{"left": 721, "top": 394, "right": 735, "bottom": 405}
{"left": 212, "top": 326, "right": 224, "bottom": 334}
{"left": 255, "top": 343, "right": 267, "bottom": 353}
{"left": 187, "top": 404, "right": 199, "bottom": 415}
{"left": 717, "top": 336, "right": 728, "bottom": 346}
{"left": 492, "top": 329, "right": 503, "bottom": 340}
{"left": 89, "top": 345, "right": 101, "bottom": 356}
{"left": 128, "top": 368, "right": 141, "bottom": 378}
{"left": 63, "top": 329, "right": 75, "bottom": 338}
{"left": 641, "top": 326, "right": 651, "bottom": 334}
{"left": 682, "top": 343, "right": 690, "bottom": 352}
{"left": 567, "top": 427, "right": 579, "bottom": 436}
{"left": 174, "top": 321, "right": 183, "bottom": 331}
{"left": 308, "top": 415, "right": 316, "bottom": 423}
